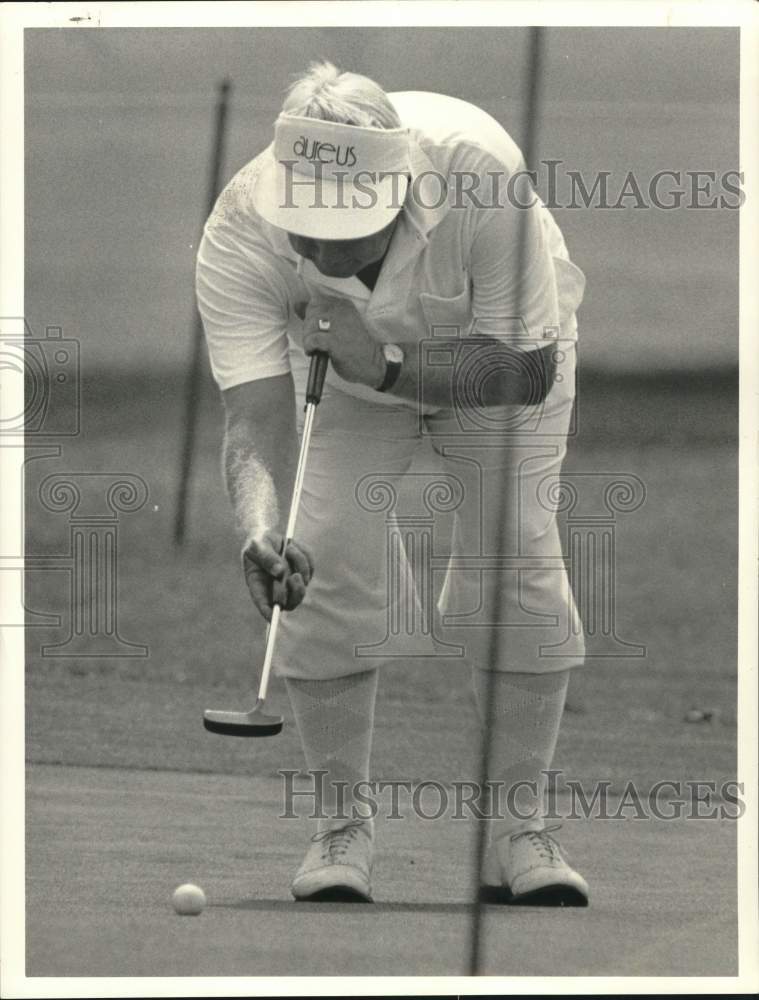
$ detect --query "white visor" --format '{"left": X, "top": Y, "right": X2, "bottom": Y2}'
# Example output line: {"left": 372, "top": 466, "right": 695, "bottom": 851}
{"left": 252, "top": 115, "right": 411, "bottom": 240}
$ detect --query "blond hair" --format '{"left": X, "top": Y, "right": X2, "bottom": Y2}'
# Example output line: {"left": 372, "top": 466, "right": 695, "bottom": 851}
{"left": 282, "top": 61, "right": 401, "bottom": 129}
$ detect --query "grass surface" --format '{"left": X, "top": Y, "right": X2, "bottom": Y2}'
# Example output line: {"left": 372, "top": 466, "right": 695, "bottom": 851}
{"left": 21, "top": 374, "right": 740, "bottom": 981}
{"left": 26, "top": 764, "right": 738, "bottom": 977}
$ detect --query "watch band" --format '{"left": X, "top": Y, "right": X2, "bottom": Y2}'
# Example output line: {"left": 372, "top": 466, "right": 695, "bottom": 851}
{"left": 377, "top": 344, "right": 403, "bottom": 392}
{"left": 377, "top": 361, "right": 401, "bottom": 393}
{"left": 377, "top": 344, "right": 404, "bottom": 393}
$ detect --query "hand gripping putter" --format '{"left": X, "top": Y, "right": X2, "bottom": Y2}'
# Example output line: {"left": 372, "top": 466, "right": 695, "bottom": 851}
{"left": 203, "top": 343, "right": 330, "bottom": 737}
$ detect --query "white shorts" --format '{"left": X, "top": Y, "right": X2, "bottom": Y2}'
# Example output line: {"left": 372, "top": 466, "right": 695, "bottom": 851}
{"left": 273, "top": 345, "right": 585, "bottom": 679}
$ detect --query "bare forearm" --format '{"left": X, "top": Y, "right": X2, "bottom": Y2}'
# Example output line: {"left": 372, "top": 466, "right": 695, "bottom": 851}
{"left": 389, "top": 338, "right": 556, "bottom": 409}
{"left": 223, "top": 413, "right": 298, "bottom": 544}
{"left": 218, "top": 375, "right": 313, "bottom": 620}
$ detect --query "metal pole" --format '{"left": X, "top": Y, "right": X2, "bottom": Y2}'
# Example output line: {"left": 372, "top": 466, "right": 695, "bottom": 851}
{"left": 467, "top": 27, "right": 546, "bottom": 976}
{"left": 173, "top": 79, "right": 232, "bottom": 546}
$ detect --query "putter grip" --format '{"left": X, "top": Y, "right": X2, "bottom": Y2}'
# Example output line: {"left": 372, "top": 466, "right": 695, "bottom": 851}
{"left": 305, "top": 351, "right": 329, "bottom": 405}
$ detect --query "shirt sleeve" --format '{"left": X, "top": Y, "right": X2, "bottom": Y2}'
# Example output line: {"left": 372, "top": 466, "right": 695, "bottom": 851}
{"left": 195, "top": 224, "right": 292, "bottom": 391}
{"left": 468, "top": 178, "right": 561, "bottom": 349}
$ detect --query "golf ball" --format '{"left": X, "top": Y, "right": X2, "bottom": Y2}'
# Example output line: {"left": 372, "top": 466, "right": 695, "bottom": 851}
{"left": 685, "top": 708, "right": 715, "bottom": 723}
{"left": 172, "top": 883, "right": 206, "bottom": 916}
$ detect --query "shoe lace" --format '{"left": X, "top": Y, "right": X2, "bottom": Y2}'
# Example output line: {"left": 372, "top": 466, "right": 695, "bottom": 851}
{"left": 510, "top": 824, "right": 563, "bottom": 863}
{"left": 311, "top": 819, "right": 366, "bottom": 861}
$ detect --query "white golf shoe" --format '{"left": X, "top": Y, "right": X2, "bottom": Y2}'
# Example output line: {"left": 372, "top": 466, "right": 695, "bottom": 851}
{"left": 481, "top": 825, "right": 589, "bottom": 906}
{"left": 291, "top": 819, "right": 374, "bottom": 902}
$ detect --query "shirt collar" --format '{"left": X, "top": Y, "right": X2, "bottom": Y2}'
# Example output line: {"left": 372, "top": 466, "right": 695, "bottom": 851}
{"left": 401, "top": 130, "right": 451, "bottom": 240}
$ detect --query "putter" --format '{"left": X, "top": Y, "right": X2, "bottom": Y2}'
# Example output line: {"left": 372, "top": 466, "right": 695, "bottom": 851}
{"left": 203, "top": 345, "right": 330, "bottom": 737}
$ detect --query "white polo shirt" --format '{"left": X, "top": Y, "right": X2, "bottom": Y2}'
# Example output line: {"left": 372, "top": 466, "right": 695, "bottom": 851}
{"left": 196, "top": 91, "right": 585, "bottom": 407}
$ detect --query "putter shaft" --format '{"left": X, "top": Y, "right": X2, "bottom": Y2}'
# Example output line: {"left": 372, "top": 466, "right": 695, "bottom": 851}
{"left": 204, "top": 351, "right": 328, "bottom": 736}
{"left": 257, "top": 396, "right": 318, "bottom": 701}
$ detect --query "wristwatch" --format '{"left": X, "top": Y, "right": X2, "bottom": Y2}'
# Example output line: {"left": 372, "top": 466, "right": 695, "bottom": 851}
{"left": 376, "top": 343, "right": 404, "bottom": 393}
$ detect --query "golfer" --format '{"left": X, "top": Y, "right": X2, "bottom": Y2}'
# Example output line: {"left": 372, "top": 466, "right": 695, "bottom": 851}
{"left": 197, "top": 62, "right": 589, "bottom": 905}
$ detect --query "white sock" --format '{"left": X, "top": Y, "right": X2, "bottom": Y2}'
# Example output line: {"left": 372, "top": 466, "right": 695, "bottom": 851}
{"left": 471, "top": 668, "right": 570, "bottom": 842}
{"left": 285, "top": 670, "right": 378, "bottom": 833}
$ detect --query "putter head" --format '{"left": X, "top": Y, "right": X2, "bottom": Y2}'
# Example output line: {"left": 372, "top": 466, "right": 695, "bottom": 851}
{"left": 203, "top": 699, "right": 284, "bottom": 737}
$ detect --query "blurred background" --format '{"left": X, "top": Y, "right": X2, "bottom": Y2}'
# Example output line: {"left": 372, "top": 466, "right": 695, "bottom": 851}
{"left": 24, "top": 27, "right": 738, "bottom": 792}
{"left": 25, "top": 26, "right": 739, "bottom": 375}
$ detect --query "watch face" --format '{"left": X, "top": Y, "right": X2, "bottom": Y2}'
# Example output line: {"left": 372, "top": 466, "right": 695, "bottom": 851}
{"left": 383, "top": 344, "right": 404, "bottom": 364}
